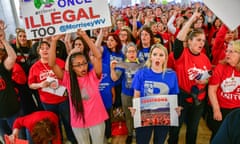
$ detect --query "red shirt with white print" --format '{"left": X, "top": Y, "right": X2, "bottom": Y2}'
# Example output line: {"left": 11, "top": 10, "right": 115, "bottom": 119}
{"left": 209, "top": 63, "right": 240, "bottom": 109}
{"left": 175, "top": 48, "right": 212, "bottom": 102}
{"left": 28, "top": 58, "right": 67, "bottom": 104}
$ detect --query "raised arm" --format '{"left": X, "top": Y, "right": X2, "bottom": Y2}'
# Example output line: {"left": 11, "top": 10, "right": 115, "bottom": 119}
{"left": 0, "top": 29, "right": 16, "bottom": 70}
{"left": 174, "top": 9, "right": 201, "bottom": 59}
{"left": 176, "top": 10, "right": 201, "bottom": 41}
{"left": 95, "top": 28, "right": 104, "bottom": 53}
{"left": 48, "top": 35, "right": 64, "bottom": 80}
{"left": 64, "top": 33, "right": 72, "bottom": 54}
{"left": 77, "top": 29, "right": 102, "bottom": 78}
{"left": 167, "top": 11, "right": 177, "bottom": 35}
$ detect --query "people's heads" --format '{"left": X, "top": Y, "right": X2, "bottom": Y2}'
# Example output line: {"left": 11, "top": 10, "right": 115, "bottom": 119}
{"left": 69, "top": 52, "right": 88, "bottom": 77}
{"left": 106, "top": 33, "right": 122, "bottom": 53}
{"left": 116, "top": 18, "right": 125, "bottom": 30}
{"left": 161, "top": 14, "right": 168, "bottom": 25}
{"left": 31, "top": 118, "right": 56, "bottom": 144}
{"left": 145, "top": 43, "right": 168, "bottom": 72}
{"left": 213, "top": 18, "right": 222, "bottom": 29}
{"left": 119, "top": 27, "right": 132, "bottom": 43}
{"left": 149, "top": 21, "right": 158, "bottom": 34}
{"left": 125, "top": 42, "right": 137, "bottom": 62}
{"left": 157, "top": 22, "right": 167, "bottom": 33}
{"left": 224, "top": 40, "right": 240, "bottom": 68}
{"left": 16, "top": 28, "right": 32, "bottom": 48}
{"left": 225, "top": 29, "right": 238, "bottom": 43}
{"left": 187, "top": 28, "right": 205, "bottom": 54}
{"left": 72, "top": 37, "right": 89, "bottom": 53}
{"left": 37, "top": 41, "right": 50, "bottom": 59}
{"left": 184, "top": 8, "right": 193, "bottom": 19}
{"left": 154, "top": 6, "right": 163, "bottom": 17}
{"left": 192, "top": 15, "right": 204, "bottom": 29}
{"left": 138, "top": 26, "right": 155, "bottom": 49}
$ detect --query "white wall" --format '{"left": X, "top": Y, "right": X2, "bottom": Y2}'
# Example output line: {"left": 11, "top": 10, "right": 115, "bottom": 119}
{"left": 0, "top": 0, "right": 21, "bottom": 40}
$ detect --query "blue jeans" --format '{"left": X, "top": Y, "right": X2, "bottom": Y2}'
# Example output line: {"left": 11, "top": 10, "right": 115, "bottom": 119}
{"left": 42, "top": 100, "right": 77, "bottom": 144}
{"left": 0, "top": 111, "right": 22, "bottom": 143}
{"left": 136, "top": 126, "right": 169, "bottom": 144}
{"left": 168, "top": 100, "right": 205, "bottom": 144}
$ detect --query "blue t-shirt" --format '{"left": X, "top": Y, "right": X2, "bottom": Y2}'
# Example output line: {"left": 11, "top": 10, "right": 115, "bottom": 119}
{"left": 102, "top": 46, "right": 124, "bottom": 65}
{"left": 132, "top": 68, "right": 179, "bottom": 97}
{"left": 137, "top": 47, "right": 150, "bottom": 63}
{"left": 102, "top": 45, "right": 124, "bottom": 86}
{"left": 99, "top": 64, "right": 114, "bottom": 109}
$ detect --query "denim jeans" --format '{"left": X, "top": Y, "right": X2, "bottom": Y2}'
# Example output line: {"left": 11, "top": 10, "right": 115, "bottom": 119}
{"left": 136, "top": 126, "right": 169, "bottom": 144}
{"left": 72, "top": 122, "right": 105, "bottom": 144}
{"left": 168, "top": 100, "right": 205, "bottom": 144}
{"left": 0, "top": 111, "right": 22, "bottom": 143}
{"left": 42, "top": 100, "right": 77, "bottom": 143}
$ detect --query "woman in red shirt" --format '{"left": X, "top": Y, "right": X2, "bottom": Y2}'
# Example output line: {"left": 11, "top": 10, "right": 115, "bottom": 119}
{"left": 208, "top": 40, "right": 240, "bottom": 142}
{"left": 9, "top": 111, "right": 61, "bottom": 144}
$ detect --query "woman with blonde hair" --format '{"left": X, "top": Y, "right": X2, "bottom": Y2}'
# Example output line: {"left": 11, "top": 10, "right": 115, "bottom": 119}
{"left": 208, "top": 40, "right": 240, "bottom": 142}
{"left": 131, "top": 43, "right": 180, "bottom": 144}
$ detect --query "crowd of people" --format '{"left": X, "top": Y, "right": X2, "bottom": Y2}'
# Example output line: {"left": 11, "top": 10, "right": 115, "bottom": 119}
{"left": 0, "top": 1, "right": 240, "bottom": 144}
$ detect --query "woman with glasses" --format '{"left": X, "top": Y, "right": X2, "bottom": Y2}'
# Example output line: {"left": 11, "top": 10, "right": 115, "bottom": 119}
{"left": 48, "top": 29, "right": 108, "bottom": 144}
{"left": 208, "top": 40, "right": 240, "bottom": 142}
{"left": 110, "top": 42, "right": 143, "bottom": 144}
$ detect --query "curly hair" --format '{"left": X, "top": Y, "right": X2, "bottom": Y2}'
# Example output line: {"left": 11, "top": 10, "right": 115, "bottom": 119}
{"left": 31, "top": 118, "right": 57, "bottom": 144}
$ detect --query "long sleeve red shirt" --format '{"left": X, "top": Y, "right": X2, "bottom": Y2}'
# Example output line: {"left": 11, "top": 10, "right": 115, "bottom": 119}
{"left": 13, "top": 111, "right": 61, "bottom": 144}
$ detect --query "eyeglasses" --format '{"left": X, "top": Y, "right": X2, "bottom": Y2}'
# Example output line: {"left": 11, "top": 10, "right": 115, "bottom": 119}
{"left": 39, "top": 47, "right": 50, "bottom": 50}
{"left": 225, "top": 49, "right": 238, "bottom": 54}
{"left": 127, "top": 50, "right": 136, "bottom": 53}
{"left": 119, "top": 33, "right": 127, "bottom": 36}
{"left": 72, "top": 62, "right": 88, "bottom": 68}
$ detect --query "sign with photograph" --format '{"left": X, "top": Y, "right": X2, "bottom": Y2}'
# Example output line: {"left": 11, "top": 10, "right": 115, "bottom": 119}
{"left": 133, "top": 95, "right": 178, "bottom": 128}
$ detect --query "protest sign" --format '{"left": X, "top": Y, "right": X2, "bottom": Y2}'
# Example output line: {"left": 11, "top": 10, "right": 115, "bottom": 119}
{"left": 133, "top": 95, "right": 178, "bottom": 128}
{"left": 203, "top": 0, "right": 240, "bottom": 31}
{"left": 20, "top": 0, "right": 112, "bottom": 39}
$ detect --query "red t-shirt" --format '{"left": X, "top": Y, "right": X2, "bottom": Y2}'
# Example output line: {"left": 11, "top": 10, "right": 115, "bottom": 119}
{"left": 175, "top": 48, "right": 212, "bottom": 102}
{"left": 28, "top": 58, "right": 67, "bottom": 104}
{"left": 13, "top": 111, "right": 61, "bottom": 144}
{"left": 209, "top": 64, "right": 240, "bottom": 109}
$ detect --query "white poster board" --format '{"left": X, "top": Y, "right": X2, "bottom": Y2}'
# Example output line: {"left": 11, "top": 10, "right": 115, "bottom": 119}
{"left": 203, "top": 0, "right": 240, "bottom": 31}
{"left": 20, "top": 0, "right": 112, "bottom": 40}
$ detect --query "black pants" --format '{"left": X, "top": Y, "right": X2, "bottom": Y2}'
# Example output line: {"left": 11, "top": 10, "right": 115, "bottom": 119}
{"left": 206, "top": 107, "right": 238, "bottom": 142}
{"left": 168, "top": 100, "right": 205, "bottom": 144}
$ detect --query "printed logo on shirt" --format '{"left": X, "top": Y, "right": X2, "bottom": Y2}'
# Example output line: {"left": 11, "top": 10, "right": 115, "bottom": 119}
{"left": 144, "top": 81, "right": 169, "bottom": 96}
{"left": 39, "top": 70, "right": 55, "bottom": 81}
{"left": 138, "top": 52, "right": 149, "bottom": 63}
{"left": 220, "top": 72, "right": 240, "bottom": 100}
{"left": 110, "top": 55, "right": 123, "bottom": 63}
{"left": 188, "top": 65, "right": 210, "bottom": 80}
{"left": 81, "top": 88, "right": 89, "bottom": 100}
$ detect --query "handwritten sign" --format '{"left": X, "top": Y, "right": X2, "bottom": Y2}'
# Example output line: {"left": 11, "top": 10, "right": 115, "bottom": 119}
{"left": 20, "top": 0, "right": 112, "bottom": 39}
